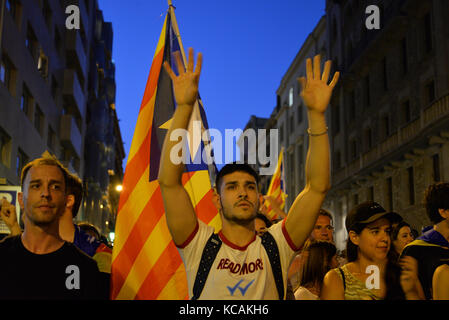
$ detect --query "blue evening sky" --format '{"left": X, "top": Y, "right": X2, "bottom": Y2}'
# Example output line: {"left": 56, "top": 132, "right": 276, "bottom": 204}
{"left": 98, "top": 0, "right": 325, "bottom": 167}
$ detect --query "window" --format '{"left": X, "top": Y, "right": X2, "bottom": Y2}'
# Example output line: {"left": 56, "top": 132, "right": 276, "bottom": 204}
{"left": 349, "top": 90, "right": 356, "bottom": 121}
{"left": 407, "top": 167, "right": 415, "bottom": 205}
{"left": 425, "top": 80, "right": 435, "bottom": 104}
{"left": 353, "top": 193, "right": 359, "bottom": 206}
{"left": 382, "top": 114, "right": 390, "bottom": 138}
{"left": 0, "top": 128, "right": 12, "bottom": 168}
{"left": 433, "top": 154, "right": 440, "bottom": 182}
{"left": 0, "top": 55, "right": 16, "bottom": 95}
{"left": 364, "top": 75, "right": 370, "bottom": 107}
{"left": 34, "top": 104, "right": 44, "bottom": 136}
{"left": 364, "top": 127, "right": 372, "bottom": 150}
{"left": 368, "top": 186, "right": 374, "bottom": 201}
{"left": 401, "top": 38, "right": 408, "bottom": 75}
{"left": 350, "top": 139, "right": 358, "bottom": 160}
{"left": 333, "top": 150, "right": 341, "bottom": 170}
{"left": 297, "top": 105, "right": 303, "bottom": 124}
{"left": 16, "top": 148, "right": 29, "bottom": 178}
{"left": 47, "top": 126, "right": 56, "bottom": 151}
{"left": 279, "top": 123, "right": 284, "bottom": 143}
{"left": 21, "top": 84, "right": 32, "bottom": 115}
{"left": 37, "top": 48, "right": 49, "bottom": 79}
{"left": 386, "top": 177, "right": 393, "bottom": 211}
{"left": 402, "top": 100, "right": 411, "bottom": 124}
{"left": 424, "top": 13, "right": 433, "bottom": 53}
{"left": 51, "top": 75, "right": 58, "bottom": 100}
{"left": 288, "top": 87, "right": 294, "bottom": 107}
{"left": 0, "top": 59, "right": 5, "bottom": 83}
{"left": 43, "top": 0, "right": 52, "bottom": 31}
{"left": 5, "top": 0, "right": 16, "bottom": 17}
{"left": 26, "top": 25, "right": 38, "bottom": 62}
{"left": 332, "top": 104, "right": 340, "bottom": 135}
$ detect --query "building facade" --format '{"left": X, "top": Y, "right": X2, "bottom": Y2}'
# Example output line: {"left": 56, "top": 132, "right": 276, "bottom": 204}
{"left": 274, "top": 16, "right": 327, "bottom": 210}
{"left": 325, "top": 0, "right": 449, "bottom": 249}
{"left": 0, "top": 0, "right": 124, "bottom": 237}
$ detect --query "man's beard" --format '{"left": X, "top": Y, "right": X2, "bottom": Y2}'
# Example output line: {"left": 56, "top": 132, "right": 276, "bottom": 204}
{"left": 220, "top": 198, "right": 258, "bottom": 225}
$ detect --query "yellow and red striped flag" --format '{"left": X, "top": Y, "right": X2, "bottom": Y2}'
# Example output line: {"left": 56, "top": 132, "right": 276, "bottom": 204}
{"left": 264, "top": 147, "right": 287, "bottom": 220}
{"left": 110, "top": 10, "right": 220, "bottom": 300}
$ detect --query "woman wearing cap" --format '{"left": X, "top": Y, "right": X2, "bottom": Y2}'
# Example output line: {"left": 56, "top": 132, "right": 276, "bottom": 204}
{"left": 321, "top": 201, "right": 404, "bottom": 300}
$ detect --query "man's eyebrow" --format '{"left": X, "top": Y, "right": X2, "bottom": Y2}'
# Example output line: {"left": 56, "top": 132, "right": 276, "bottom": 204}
{"left": 29, "top": 179, "right": 63, "bottom": 185}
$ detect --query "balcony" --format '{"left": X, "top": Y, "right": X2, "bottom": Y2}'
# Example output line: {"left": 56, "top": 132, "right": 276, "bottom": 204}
{"left": 333, "top": 94, "right": 449, "bottom": 186}
{"left": 63, "top": 69, "right": 86, "bottom": 119}
{"left": 65, "top": 30, "right": 87, "bottom": 79}
{"left": 60, "top": 114, "right": 82, "bottom": 158}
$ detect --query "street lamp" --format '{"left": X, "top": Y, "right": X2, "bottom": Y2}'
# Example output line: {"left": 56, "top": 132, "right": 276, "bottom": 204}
{"left": 115, "top": 184, "right": 123, "bottom": 192}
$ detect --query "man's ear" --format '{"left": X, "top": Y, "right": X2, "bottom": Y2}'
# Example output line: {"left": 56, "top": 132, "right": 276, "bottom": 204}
{"left": 348, "top": 230, "right": 359, "bottom": 246}
{"left": 66, "top": 194, "right": 75, "bottom": 209}
{"left": 212, "top": 188, "right": 222, "bottom": 211}
{"left": 18, "top": 192, "right": 24, "bottom": 210}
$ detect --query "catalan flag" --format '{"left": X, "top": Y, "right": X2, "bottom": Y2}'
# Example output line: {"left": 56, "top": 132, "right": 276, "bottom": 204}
{"left": 110, "top": 8, "right": 219, "bottom": 300}
{"left": 264, "top": 147, "right": 287, "bottom": 220}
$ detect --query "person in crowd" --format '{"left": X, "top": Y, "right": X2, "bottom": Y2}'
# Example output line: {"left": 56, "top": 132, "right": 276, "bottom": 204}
{"left": 1, "top": 153, "right": 112, "bottom": 275}
{"left": 310, "top": 209, "right": 334, "bottom": 242}
{"left": 158, "top": 48, "right": 339, "bottom": 299}
{"left": 0, "top": 156, "right": 107, "bottom": 299}
{"left": 432, "top": 263, "right": 449, "bottom": 300}
{"left": 390, "top": 220, "right": 414, "bottom": 261}
{"left": 288, "top": 209, "right": 335, "bottom": 288}
{"left": 254, "top": 213, "right": 272, "bottom": 236}
{"left": 321, "top": 201, "right": 405, "bottom": 300}
{"left": 401, "top": 182, "right": 449, "bottom": 299}
{"left": 294, "top": 239, "right": 338, "bottom": 300}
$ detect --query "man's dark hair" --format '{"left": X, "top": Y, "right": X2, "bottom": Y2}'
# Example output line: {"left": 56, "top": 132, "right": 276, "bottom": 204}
{"left": 424, "top": 182, "right": 449, "bottom": 224}
{"left": 215, "top": 163, "right": 259, "bottom": 193}
{"left": 319, "top": 208, "right": 333, "bottom": 224}
{"left": 67, "top": 172, "right": 83, "bottom": 217}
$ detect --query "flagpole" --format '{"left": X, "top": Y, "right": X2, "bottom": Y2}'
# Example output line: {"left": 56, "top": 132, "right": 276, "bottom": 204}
{"left": 167, "top": 0, "right": 188, "bottom": 65}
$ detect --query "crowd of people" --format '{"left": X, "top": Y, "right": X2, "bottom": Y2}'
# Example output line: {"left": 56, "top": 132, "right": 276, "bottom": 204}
{"left": 0, "top": 48, "right": 447, "bottom": 300}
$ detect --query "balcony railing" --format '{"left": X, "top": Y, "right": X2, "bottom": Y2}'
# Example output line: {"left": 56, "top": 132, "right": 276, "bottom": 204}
{"left": 333, "top": 94, "right": 449, "bottom": 185}
{"left": 60, "top": 114, "right": 82, "bottom": 158}
{"left": 63, "top": 69, "right": 85, "bottom": 119}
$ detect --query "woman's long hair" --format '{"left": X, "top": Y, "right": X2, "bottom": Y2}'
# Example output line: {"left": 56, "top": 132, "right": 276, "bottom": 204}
{"left": 345, "top": 223, "right": 405, "bottom": 300}
{"left": 297, "top": 239, "right": 337, "bottom": 291}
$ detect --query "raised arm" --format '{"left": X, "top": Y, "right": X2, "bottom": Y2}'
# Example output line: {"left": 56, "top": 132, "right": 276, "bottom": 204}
{"left": 158, "top": 48, "right": 203, "bottom": 246}
{"left": 1, "top": 198, "right": 22, "bottom": 236}
{"left": 284, "top": 55, "right": 339, "bottom": 249}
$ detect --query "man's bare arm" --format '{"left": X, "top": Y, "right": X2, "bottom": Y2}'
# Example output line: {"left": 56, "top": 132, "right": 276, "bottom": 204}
{"left": 285, "top": 55, "right": 339, "bottom": 249}
{"left": 158, "top": 48, "right": 203, "bottom": 246}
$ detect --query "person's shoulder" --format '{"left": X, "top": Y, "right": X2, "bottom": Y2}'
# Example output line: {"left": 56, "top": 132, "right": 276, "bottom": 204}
{"left": 0, "top": 234, "right": 21, "bottom": 249}
{"left": 63, "top": 242, "right": 99, "bottom": 267}
{"left": 434, "top": 264, "right": 449, "bottom": 280}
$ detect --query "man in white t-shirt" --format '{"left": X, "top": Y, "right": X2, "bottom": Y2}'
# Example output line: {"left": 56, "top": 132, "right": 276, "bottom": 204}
{"left": 158, "top": 48, "right": 339, "bottom": 299}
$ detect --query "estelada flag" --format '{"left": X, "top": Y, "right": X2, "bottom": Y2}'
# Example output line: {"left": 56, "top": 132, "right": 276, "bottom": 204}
{"left": 110, "top": 10, "right": 219, "bottom": 300}
{"left": 264, "top": 147, "right": 287, "bottom": 220}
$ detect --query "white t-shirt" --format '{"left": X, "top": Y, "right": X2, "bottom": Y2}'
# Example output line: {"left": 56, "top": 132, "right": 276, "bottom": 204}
{"left": 177, "top": 219, "right": 300, "bottom": 300}
{"left": 294, "top": 286, "right": 319, "bottom": 300}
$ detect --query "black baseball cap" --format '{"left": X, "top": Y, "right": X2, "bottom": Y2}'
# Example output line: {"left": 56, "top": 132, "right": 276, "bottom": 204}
{"left": 345, "top": 201, "right": 402, "bottom": 232}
